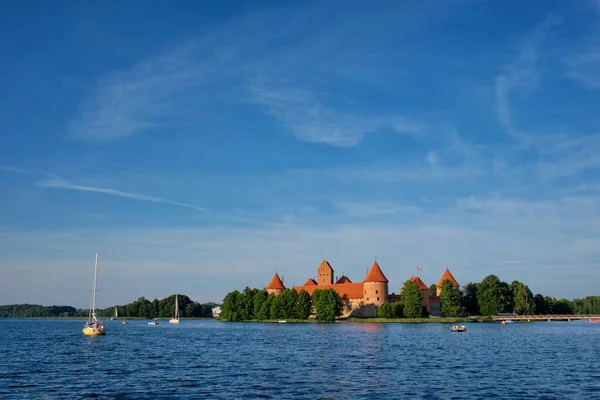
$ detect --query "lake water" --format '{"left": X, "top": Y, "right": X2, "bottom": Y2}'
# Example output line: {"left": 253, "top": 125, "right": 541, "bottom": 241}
{"left": 0, "top": 319, "right": 599, "bottom": 399}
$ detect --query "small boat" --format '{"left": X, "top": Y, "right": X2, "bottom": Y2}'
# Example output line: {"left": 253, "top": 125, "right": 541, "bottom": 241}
{"left": 501, "top": 319, "right": 514, "bottom": 325}
{"left": 589, "top": 318, "right": 600, "bottom": 324}
{"left": 278, "top": 320, "right": 287, "bottom": 323}
{"left": 450, "top": 325, "right": 467, "bottom": 332}
{"left": 110, "top": 306, "right": 118, "bottom": 320}
{"left": 169, "top": 295, "right": 180, "bottom": 324}
{"left": 148, "top": 318, "right": 159, "bottom": 325}
{"left": 82, "top": 254, "right": 106, "bottom": 336}
{"left": 122, "top": 319, "right": 128, "bottom": 325}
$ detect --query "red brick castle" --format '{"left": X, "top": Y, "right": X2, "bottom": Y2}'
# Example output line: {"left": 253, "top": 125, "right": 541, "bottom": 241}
{"left": 265, "top": 259, "right": 460, "bottom": 317}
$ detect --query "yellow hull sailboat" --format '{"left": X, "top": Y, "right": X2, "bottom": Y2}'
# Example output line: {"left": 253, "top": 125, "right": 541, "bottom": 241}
{"left": 82, "top": 253, "right": 106, "bottom": 336}
{"left": 169, "top": 294, "right": 180, "bottom": 324}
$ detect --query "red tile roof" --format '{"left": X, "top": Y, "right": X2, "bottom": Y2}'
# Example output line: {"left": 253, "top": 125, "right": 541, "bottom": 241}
{"left": 266, "top": 273, "right": 285, "bottom": 290}
{"left": 336, "top": 275, "right": 352, "bottom": 284}
{"left": 364, "top": 261, "right": 389, "bottom": 283}
{"left": 294, "top": 282, "right": 365, "bottom": 299}
{"left": 437, "top": 268, "right": 459, "bottom": 287}
{"left": 402, "top": 276, "right": 429, "bottom": 290}
{"left": 318, "top": 260, "right": 334, "bottom": 272}
{"left": 303, "top": 278, "right": 318, "bottom": 286}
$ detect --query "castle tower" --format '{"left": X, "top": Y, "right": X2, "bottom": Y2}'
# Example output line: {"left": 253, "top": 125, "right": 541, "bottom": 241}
{"left": 266, "top": 272, "right": 285, "bottom": 295}
{"left": 436, "top": 268, "right": 460, "bottom": 296}
{"left": 363, "top": 260, "right": 389, "bottom": 306}
{"left": 317, "top": 260, "right": 334, "bottom": 285}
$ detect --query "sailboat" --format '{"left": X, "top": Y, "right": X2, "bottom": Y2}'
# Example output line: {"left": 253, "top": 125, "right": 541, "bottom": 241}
{"left": 110, "top": 306, "right": 118, "bottom": 320}
{"left": 82, "top": 253, "right": 106, "bottom": 336}
{"left": 169, "top": 295, "right": 180, "bottom": 324}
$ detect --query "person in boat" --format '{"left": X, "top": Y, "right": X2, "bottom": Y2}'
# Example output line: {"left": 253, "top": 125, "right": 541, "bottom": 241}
{"left": 460, "top": 324, "right": 466, "bottom": 331}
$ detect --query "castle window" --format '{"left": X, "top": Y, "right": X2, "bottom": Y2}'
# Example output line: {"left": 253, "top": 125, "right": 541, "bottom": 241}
{"left": 376, "top": 290, "right": 378, "bottom": 294}
{"left": 367, "top": 297, "right": 369, "bottom": 301}
{"left": 377, "top": 297, "right": 380, "bottom": 301}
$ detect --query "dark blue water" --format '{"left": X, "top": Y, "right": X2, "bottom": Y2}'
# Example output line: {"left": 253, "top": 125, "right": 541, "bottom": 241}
{"left": 1, "top": 319, "right": 599, "bottom": 399}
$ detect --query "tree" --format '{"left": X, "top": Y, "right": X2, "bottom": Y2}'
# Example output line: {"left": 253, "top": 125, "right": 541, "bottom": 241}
{"left": 294, "top": 290, "right": 312, "bottom": 319}
{"left": 477, "top": 275, "right": 510, "bottom": 316}
{"left": 279, "top": 288, "right": 299, "bottom": 319}
{"left": 553, "top": 298, "right": 573, "bottom": 314}
{"left": 533, "top": 294, "right": 546, "bottom": 314}
{"left": 221, "top": 290, "right": 242, "bottom": 321}
{"left": 401, "top": 280, "right": 424, "bottom": 318}
{"left": 252, "top": 290, "right": 268, "bottom": 318}
{"left": 513, "top": 283, "right": 535, "bottom": 315}
{"left": 257, "top": 293, "right": 274, "bottom": 320}
{"left": 378, "top": 302, "right": 394, "bottom": 318}
{"left": 461, "top": 282, "right": 479, "bottom": 315}
{"left": 312, "top": 288, "right": 343, "bottom": 321}
{"left": 270, "top": 294, "right": 285, "bottom": 319}
{"left": 440, "top": 279, "right": 461, "bottom": 317}
{"left": 429, "top": 284, "right": 437, "bottom": 297}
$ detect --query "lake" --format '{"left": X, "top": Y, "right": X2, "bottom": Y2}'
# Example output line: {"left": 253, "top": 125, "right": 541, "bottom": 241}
{"left": 0, "top": 319, "right": 599, "bottom": 399}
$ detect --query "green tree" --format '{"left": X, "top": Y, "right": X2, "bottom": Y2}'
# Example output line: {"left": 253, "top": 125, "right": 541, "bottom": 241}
{"left": 533, "top": 294, "right": 546, "bottom": 314}
{"left": 544, "top": 296, "right": 555, "bottom": 314}
{"left": 553, "top": 298, "right": 573, "bottom": 314}
{"left": 252, "top": 290, "right": 268, "bottom": 318}
{"left": 392, "top": 302, "right": 404, "bottom": 318}
{"left": 477, "top": 275, "right": 510, "bottom": 316}
{"left": 460, "top": 282, "right": 479, "bottom": 315}
{"left": 311, "top": 288, "right": 343, "bottom": 321}
{"left": 256, "top": 293, "right": 274, "bottom": 320}
{"left": 221, "top": 290, "right": 242, "bottom": 321}
{"left": 401, "top": 280, "right": 424, "bottom": 318}
{"left": 294, "top": 290, "right": 312, "bottom": 319}
{"left": 279, "top": 288, "right": 299, "bottom": 319}
{"left": 429, "top": 284, "right": 437, "bottom": 297}
{"left": 270, "top": 294, "right": 284, "bottom": 320}
{"left": 513, "top": 283, "right": 535, "bottom": 315}
{"left": 377, "top": 302, "right": 394, "bottom": 318}
{"left": 440, "top": 279, "right": 461, "bottom": 317}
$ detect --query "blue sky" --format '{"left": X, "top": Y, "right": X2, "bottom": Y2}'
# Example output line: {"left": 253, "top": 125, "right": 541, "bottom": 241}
{"left": 1, "top": 0, "right": 599, "bottom": 308}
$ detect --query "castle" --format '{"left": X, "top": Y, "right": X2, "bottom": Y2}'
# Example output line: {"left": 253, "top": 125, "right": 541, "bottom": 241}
{"left": 265, "top": 260, "right": 460, "bottom": 317}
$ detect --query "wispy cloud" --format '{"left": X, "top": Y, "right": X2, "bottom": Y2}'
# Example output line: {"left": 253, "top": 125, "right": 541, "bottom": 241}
{"left": 494, "top": 15, "right": 560, "bottom": 140}
{"left": 68, "top": 34, "right": 240, "bottom": 142}
{"left": 0, "top": 164, "right": 30, "bottom": 174}
{"left": 565, "top": 46, "right": 600, "bottom": 90}
{"left": 36, "top": 177, "right": 213, "bottom": 213}
{"left": 250, "top": 85, "right": 425, "bottom": 147}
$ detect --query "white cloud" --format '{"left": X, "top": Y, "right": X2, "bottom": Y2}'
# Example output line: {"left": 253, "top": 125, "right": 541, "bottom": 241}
{"left": 494, "top": 15, "right": 560, "bottom": 139}
{"left": 2, "top": 194, "right": 600, "bottom": 306}
{"left": 249, "top": 84, "right": 425, "bottom": 147}
{"left": 565, "top": 46, "right": 600, "bottom": 90}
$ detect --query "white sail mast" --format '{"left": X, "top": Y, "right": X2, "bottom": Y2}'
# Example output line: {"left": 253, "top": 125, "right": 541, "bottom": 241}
{"left": 91, "top": 253, "right": 98, "bottom": 321}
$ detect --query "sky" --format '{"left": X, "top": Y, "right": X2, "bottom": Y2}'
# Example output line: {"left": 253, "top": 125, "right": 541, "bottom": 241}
{"left": 1, "top": 0, "right": 599, "bottom": 308}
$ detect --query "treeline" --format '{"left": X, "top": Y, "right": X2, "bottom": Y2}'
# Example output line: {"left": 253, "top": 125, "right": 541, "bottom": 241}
{"left": 0, "top": 304, "right": 80, "bottom": 318}
{"left": 221, "top": 287, "right": 344, "bottom": 322}
{"left": 460, "top": 275, "right": 600, "bottom": 316}
{"left": 0, "top": 294, "right": 218, "bottom": 318}
{"left": 378, "top": 279, "right": 461, "bottom": 318}
{"left": 96, "top": 295, "right": 217, "bottom": 319}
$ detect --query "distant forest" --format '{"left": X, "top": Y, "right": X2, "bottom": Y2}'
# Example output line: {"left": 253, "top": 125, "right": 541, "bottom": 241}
{"left": 0, "top": 294, "right": 219, "bottom": 318}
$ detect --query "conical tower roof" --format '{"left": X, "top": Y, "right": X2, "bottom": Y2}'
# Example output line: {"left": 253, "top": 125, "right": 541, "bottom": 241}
{"left": 266, "top": 272, "right": 285, "bottom": 290}
{"left": 364, "top": 261, "right": 389, "bottom": 283}
{"left": 437, "top": 268, "right": 459, "bottom": 287}
{"left": 403, "top": 276, "right": 429, "bottom": 290}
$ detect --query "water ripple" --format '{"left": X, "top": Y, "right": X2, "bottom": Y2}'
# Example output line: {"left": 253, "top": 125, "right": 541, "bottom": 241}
{"left": 0, "top": 319, "right": 599, "bottom": 398}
